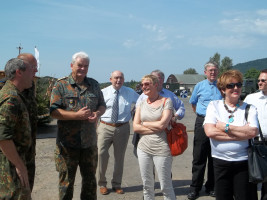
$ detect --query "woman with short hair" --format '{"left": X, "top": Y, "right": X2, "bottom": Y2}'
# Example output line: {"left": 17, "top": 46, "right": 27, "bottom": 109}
{"left": 204, "top": 69, "right": 258, "bottom": 200}
{"left": 133, "top": 74, "right": 176, "bottom": 200}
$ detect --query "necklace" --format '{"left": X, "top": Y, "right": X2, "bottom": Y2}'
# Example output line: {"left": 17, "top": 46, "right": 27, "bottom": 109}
{"left": 223, "top": 100, "right": 240, "bottom": 123}
{"left": 147, "top": 94, "right": 159, "bottom": 104}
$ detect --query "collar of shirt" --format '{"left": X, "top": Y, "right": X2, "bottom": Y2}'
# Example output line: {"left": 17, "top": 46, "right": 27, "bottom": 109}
{"left": 208, "top": 80, "right": 217, "bottom": 86}
{"left": 259, "top": 90, "right": 267, "bottom": 99}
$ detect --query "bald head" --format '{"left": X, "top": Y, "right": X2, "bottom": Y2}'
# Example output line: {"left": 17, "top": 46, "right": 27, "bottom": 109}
{"left": 110, "top": 70, "right": 124, "bottom": 90}
{"left": 17, "top": 53, "right": 38, "bottom": 74}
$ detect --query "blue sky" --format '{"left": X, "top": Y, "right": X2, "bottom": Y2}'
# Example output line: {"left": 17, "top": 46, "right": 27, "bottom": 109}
{"left": 1, "top": 0, "right": 267, "bottom": 83}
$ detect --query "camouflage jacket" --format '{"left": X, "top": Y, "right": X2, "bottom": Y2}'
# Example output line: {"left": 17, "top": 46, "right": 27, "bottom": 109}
{"left": 0, "top": 78, "right": 37, "bottom": 149}
{"left": 0, "top": 80, "right": 32, "bottom": 156}
{"left": 50, "top": 74, "right": 106, "bottom": 149}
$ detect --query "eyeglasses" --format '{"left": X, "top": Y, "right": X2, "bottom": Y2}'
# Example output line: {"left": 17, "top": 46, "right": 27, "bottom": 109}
{"left": 207, "top": 69, "right": 218, "bottom": 73}
{"left": 226, "top": 82, "right": 242, "bottom": 89}
{"left": 258, "top": 79, "right": 267, "bottom": 83}
{"left": 140, "top": 82, "right": 151, "bottom": 87}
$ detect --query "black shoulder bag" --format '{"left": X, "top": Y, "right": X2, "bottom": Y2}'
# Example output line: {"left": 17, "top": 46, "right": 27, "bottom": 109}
{"left": 246, "top": 104, "right": 267, "bottom": 183}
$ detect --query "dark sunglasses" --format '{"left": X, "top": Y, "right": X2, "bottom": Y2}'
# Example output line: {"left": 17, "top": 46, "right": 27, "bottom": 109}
{"left": 140, "top": 82, "right": 150, "bottom": 87}
{"left": 258, "top": 79, "right": 267, "bottom": 83}
{"left": 226, "top": 82, "right": 242, "bottom": 89}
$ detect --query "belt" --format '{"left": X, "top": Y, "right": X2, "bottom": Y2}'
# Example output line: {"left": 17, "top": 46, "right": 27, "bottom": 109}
{"left": 100, "top": 120, "right": 128, "bottom": 127}
{"left": 197, "top": 114, "right": 205, "bottom": 118}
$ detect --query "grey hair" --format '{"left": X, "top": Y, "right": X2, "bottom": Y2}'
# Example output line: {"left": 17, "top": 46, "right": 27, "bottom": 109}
{"left": 151, "top": 69, "right": 165, "bottom": 81}
{"left": 204, "top": 61, "right": 219, "bottom": 71}
{"left": 71, "top": 51, "right": 90, "bottom": 64}
{"left": 5, "top": 58, "right": 26, "bottom": 80}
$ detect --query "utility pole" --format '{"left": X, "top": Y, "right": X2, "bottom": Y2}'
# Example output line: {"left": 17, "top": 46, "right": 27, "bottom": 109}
{"left": 16, "top": 43, "right": 23, "bottom": 54}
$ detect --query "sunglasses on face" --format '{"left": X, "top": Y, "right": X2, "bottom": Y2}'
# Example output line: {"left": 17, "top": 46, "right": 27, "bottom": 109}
{"left": 258, "top": 79, "right": 267, "bottom": 83}
{"left": 226, "top": 82, "right": 242, "bottom": 89}
{"left": 140, "top": 82, "right": 151, "bottom": 87}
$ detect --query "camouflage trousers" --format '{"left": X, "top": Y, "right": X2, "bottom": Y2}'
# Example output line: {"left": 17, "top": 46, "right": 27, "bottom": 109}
{"left": 54, "top": 145, "right": 98, "bottom": 200}
{"left": 0, "top": 154, "right": 31, "bottom": 200}
{"left": 25, "top": 144, "right": 36, "bottom": 192}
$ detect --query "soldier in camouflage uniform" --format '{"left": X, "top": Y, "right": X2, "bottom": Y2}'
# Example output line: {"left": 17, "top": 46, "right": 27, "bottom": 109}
{"left": 0, "top": 58, "right": 37, "bottom": 199}
{"left": 0, "top": 53, "right": 38, "bottom": 192}
{"left": 50, "top": 51, "right": 106, "bottom": 200}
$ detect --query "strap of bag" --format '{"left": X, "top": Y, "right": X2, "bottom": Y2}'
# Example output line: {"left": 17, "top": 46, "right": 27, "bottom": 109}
{"left": 163, "top": 97, "right": 167, "bottom": 106}
{"left": 246, "top": 104, "right": 264, "bottom": 146}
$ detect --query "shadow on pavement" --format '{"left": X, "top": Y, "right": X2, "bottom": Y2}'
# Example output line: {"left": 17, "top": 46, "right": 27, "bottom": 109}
{"left": 37, "top": 123, "right": 57, "bottom": 139}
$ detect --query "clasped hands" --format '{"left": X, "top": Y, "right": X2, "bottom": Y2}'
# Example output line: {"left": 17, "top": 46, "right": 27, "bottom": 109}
{"left": 76, "top": 107, "right": 99, "bottom": 123}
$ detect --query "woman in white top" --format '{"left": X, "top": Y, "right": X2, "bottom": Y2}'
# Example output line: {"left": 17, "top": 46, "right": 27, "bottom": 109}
{"left": 133, "top": 75, "right": 176, "bottom": 200}
{"left": 204, "top": 70, "right": 259, "bottom": 200}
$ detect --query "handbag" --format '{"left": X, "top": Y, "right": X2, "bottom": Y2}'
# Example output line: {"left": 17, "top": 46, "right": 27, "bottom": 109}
{"left": 246, "top": 104, "right": 267, "bottom": 183}
{"left": 162, "top": 97, "right": 188, "bottom": 156}
{"left": 165, "top": 122, "right": 188, "bottom": 156}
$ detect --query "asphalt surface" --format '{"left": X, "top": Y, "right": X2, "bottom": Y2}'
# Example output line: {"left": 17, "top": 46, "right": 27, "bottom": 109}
{"left": 32, "top": 98, "right": 261, "bottom": 200}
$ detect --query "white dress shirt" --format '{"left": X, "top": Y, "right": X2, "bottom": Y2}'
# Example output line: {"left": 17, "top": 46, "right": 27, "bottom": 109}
{"left": 101, "top": 85, "right": 139, "bottom": 123}
{"left": 244, "top": 91, "right": 267, "bottom": 136}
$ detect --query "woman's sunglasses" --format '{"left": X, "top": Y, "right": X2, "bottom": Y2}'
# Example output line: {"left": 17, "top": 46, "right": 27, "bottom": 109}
{"left": 140, "top": 82, "right": 151, "bottom": 87}
{"left": 226, "top": 82, "right": 242, "bottom": 89}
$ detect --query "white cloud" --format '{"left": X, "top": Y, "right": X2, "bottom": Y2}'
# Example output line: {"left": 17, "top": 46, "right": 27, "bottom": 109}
{"left": 143, "top": 24, "right": 158, "bottom": 32}
{"left": 190, "top": 35, "right": 255, "bottom": 48}
{"left": 158, "top": 43, "right": 172, "bottom": 50}
{"left": 257, "top": 9, "right": 267, "bottom": 16}
{"left": 220, "top": 9, "right": 267, "bottom": 35}
{"left": 123, "top": 39, "right": 137, "bottom": 48}
{"left": 142, "top": 24, "right": 168, "bottom": 42}
{"left": 176, "top": 35, "right": 184, "bottom": 39}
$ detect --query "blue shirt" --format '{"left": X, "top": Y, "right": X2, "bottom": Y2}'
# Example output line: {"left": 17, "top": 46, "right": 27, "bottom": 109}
{"left": 136, "top": 88, "right": 185, "bottom": 119}
{"left": 189, "top": 79, "right": 222, "bottom": 116}
{"left": 101, "top": 85, "right": 139, "bottom": 123}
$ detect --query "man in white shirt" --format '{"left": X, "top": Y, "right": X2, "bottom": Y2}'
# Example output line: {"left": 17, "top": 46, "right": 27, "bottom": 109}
{"left": 244, "top": 69, "right": 267, "bottom": 200}
{"left": 97, "top": 70, "right": 139, "bottom": 195}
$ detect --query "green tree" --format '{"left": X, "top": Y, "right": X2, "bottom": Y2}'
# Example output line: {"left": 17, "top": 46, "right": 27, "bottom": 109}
{"left": 183, "top": 68, "right": 198, "bottom": 74}
{"left": 220, "top": 56, "right": 233, "bottom": 74}
{"left": 209, "top": 53, "right": 234, "bottom": 75}
{"left": 209, "top": 52, "right": 220, "bottom": 68}
{"left": 244, "top": 68, "right": 260, "bottom": 79}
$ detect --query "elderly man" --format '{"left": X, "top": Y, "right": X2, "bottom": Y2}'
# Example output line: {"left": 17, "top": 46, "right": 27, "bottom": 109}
{"left": 50, "top": 51, "right": 106, "bottom": 200}
{"left": 244, "top": 69, "right": 267, "bottom": 200}
{"left": 188, "top": 61, "right": 222, "bottom": 200}
{"left": 97, "top": 70, "right": 139, "bottom": 195}
{"left": 0, "top": 58, "right": 37, "bottom": 199}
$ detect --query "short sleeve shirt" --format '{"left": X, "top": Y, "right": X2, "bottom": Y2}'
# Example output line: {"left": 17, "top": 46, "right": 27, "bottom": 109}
{"left": 189, "top": 79, "right": 222, "bottom": 116}
{"left": 204, "top": 100, "right": 258, "bottom": 161}
{"left": 50, "top": 74, "right": 106, "bottom": 149}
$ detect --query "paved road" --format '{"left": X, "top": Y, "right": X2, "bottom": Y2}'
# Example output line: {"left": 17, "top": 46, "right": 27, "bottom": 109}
{"left": 32, "top": 98, "right": 261, "bottom": 200}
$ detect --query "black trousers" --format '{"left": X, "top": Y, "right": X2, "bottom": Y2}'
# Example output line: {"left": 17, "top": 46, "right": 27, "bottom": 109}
{"left": 261, "top": 182, "right": 267, "bottom": 200}
{"left": 190, "top": 115, "right": 214, "bottom": 192}
{"left": 213, "top": 157, "right": 258, "bottom": 200}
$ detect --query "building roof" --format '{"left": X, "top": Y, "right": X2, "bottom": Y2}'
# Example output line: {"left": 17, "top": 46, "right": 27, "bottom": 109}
{"left": 166, "top": 74, "right": 206, "bottom": 84}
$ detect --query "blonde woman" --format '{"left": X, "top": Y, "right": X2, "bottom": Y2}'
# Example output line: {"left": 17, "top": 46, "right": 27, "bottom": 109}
{"left": 133, "top": 74, "right": 176, "bottom": 200}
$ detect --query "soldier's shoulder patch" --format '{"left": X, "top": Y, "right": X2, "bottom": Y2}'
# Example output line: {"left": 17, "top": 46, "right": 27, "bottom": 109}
{"left": 57, "top": 76, "right": 68, "bottom": 82}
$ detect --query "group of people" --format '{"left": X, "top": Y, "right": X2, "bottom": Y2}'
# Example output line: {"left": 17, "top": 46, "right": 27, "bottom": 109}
{"left": 188, "top": 62, "right": 267, "bottom": 200}
{"left": 0, "top": 51, "right": 266, "bottom": 200}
